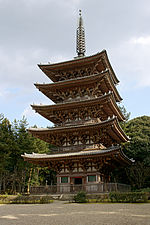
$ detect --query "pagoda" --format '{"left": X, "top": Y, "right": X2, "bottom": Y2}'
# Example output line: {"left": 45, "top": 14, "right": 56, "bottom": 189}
{"left": 22, "top": 11, "right": 132, "bottom": 193}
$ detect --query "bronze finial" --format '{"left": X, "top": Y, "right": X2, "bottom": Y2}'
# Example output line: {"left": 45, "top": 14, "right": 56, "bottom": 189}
{"left": 76, "top": 10, "right": 86, "bottom": 57}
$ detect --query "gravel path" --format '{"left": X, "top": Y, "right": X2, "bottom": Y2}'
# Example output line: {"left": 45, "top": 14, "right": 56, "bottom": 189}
{"left": 0, "top": 201, "right": 150, "bottom": 225}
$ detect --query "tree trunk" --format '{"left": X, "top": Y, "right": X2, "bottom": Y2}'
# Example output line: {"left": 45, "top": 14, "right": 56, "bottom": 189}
{"left": 0, "top": 173, "right": 2, "bottom": 193}
{"left": 3, "top": 174, "right": 6, "bottom": 193}
{"left": 27, "top": 168, "right": 33, "bottom": 194}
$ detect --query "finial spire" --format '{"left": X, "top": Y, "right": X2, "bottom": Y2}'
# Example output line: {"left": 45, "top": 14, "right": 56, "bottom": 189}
{"left": 76, "top": 10, "right": 86, "bottom": 57}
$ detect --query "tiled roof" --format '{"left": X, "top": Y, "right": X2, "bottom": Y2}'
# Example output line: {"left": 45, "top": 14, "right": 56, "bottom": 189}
{"left": 22, "top": 146, "right": 120, "bottom": 159}
{"left": 38, "top": 51, "right": 104, "bottom": 67}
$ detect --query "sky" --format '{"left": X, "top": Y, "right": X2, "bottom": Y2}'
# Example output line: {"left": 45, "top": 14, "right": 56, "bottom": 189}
{"left": 0, "top": 0, "right": 150, "bottom": 128}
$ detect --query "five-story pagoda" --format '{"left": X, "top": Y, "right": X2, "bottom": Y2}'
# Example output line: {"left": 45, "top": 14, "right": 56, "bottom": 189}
{"left": 22, "top": 11, "right": 132, "bottom": 193}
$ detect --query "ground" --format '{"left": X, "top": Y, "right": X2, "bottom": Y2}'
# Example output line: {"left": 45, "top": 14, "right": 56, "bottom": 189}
{"left": 0, "top": 201, "right": 150, "bottom": 225}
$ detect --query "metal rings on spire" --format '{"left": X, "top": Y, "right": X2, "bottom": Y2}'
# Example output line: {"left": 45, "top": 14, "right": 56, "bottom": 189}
{"left": 76, "top": 10, "right": 86, "bottom": 57}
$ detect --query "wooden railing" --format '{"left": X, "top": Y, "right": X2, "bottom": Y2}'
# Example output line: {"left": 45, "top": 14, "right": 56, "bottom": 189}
{"left": 30, "top": 183, "right": 131, "bottom": 194}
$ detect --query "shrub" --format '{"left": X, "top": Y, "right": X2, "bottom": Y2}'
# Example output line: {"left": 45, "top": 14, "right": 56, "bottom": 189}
{"left": 0, "top": 195, "right": 53, "bottom": 204}
{"left": 74, "top": 191, "right": 87, "bottom": 203}
{"left": 138, "top": 188, "right": 150, "bottom": 193}
{"left": 0, "top": 195, "right": 8, "bottom": 200}
{"left": 109, "top": 192, "right": 148, "bottom": 203}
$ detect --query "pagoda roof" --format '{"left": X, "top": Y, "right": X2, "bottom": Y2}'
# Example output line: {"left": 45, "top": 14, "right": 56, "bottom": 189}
{"left": 35, "top": 70, "right": 122, "bottom": 103}
{"left": 38, "top": 50, "right": 119, "bottom": 84}
{"left": 31, "top": 92, "right": 125, "bottom": 123}
{"left": 28, "top": 117, "right": 129, "bottom": 147}
{"left": 22, "top": 146, "right": 133, "bottom": 166}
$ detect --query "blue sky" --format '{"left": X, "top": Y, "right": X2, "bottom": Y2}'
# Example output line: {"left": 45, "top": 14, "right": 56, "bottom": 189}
{"left": 0, "top": 0, "right": 150, "bottom": 128}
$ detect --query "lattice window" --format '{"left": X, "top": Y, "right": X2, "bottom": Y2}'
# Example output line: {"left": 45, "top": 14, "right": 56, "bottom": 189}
{"left": 61, "top": 177, "right": 68, "bottom": 183}
{"left": 87, "top": 175, "right": 96, "bottom": 182}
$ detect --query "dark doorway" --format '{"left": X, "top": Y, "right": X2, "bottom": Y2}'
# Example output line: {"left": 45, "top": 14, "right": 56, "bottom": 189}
{"left": 74, "top": 178, "right": 82, "bottom": 184}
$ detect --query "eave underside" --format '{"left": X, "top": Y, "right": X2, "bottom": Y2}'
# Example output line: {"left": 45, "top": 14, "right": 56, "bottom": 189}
{"left": 22, "top": 147, "right": 132, "bottom": 172}
{"left": 31, "top": 92, "right": 125, "bottom": 124}
{"left": 28, "top": 117, "right": 129, "bottom": 149}
{"left": 38, "top": 50, "right": 119, "bottom": 84}
{"left": 35, "top": 71, "right": 122, "bottom": 103}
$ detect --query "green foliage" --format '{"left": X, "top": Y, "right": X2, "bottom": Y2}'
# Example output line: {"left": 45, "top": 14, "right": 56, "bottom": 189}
{"left": 119, "top": 105, "right": 131, "bottom": 129}
{"left": 109, "top": 192, "right": 148, "bottom": 203}
{"left": 112, "top": 115, "right": 150, "bottom": 189}
{"left": 0, "top": 195, "right": 53, "bottom": 204}
{"left": 125, "top": 162, "right": 150, "bottom": 189}
{"left": 123, "top": 116, "right": 150, "bottom": 165}
{"left": 74, "top": 191, "right": 87, "bottom": 203}
{"left": 138, "top": 188, "right": 150, "bottom": 193}
{"left": 123, "top": 116, "right": 150, "bottom": 188}
{"left": 0, "top": 116, "right": 13, "bottom": 171}
{"left": 0, "top": 114, "right": 54, "bottom": 194}
{"left": 11, "top": 196, "right": 53, "bottom": 204}
{"left": 38, "top": 168, "right": 57, "bottom": 185}
{"left": 119, "top": 105, "right": 131, "bottom": 122}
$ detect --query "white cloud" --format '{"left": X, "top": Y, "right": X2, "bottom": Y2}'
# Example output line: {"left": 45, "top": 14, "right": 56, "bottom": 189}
{"left": 0, "top": 88, "right": 13, "bottom": 99}
{"left": 22, "top": 104, "right": 54, "bottom": 127}
{"left": 130, "top": 36, "right": 150, "bottom": 45}
{"left": 110, "top": 36, "right": 150, "bottom": 89}
{"left": 22, "top": 97, "right": 53, "bottom": 118}
{"left": 0, "top": 47, "right": 50, "bottom": 90}
{"left": 22, "top": 106, "right": 35, "bottom": 118}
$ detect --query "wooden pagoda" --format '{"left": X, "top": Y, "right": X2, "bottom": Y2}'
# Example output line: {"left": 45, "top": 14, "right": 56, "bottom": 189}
{"left": 22, "top": 11, "right": 132, "bottom": 193}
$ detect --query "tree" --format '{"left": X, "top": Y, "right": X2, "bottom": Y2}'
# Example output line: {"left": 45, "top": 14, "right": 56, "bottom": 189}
{"left": 123, "top": 116, "right": 150, "bottom": 165}
{"left": 125, "top": 162, "right": 150, "bottom": 189}
{"left": 119, "top": 104, "right": 131, "bottom": 129}
{"left": 111, "top": 115, "right": 150, "bottom": 189}
{"left": 0, "top": 115, "right": 14, "bottom": 192}
{"left": 123, "top": 116, "right": 150, "bottom": 188}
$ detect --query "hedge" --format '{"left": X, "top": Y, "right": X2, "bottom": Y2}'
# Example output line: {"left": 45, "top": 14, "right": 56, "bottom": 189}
{"left": 109, "top": 192, "right": 148, "bottom": 203}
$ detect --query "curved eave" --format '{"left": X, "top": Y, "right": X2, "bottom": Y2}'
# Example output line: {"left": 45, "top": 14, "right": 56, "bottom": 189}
{"left": 103, "top": 50, "right": 119, "bottom": 84}
{"left": 31, "top": 92, "right": 125, "bottom": 123}
{"left": 119, "top": 149, "right": 134, "bottom": 165}
{"left": 108, "top": 93, "right": 125, "bottom": 121}
{"left": 22, "top": 147, "right": 121, "bottom": 160}
{"left": 28, "top": 117, "right": 129, "bottom": 144}
{"left": 109, "top": 119, "right": 129, "bottom": 143}
{"left": 38, "top": 50, "right": 119, "bottom": 85}
{"left": 22, "top": 147, "right": 133, "bottom": 166}
{"left": 35, "top": 70, "right": 122, "bottom": 103}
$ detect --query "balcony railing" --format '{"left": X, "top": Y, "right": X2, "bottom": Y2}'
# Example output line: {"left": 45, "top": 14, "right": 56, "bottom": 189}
{"left": 51, "top": 144, "right": 102, "bottom": 153}
{"left": 30, "top": 183, "right": 131, "bottom": 194}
